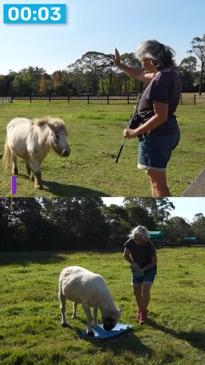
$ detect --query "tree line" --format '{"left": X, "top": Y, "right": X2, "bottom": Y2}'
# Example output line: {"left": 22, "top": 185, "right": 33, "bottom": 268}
{"left": 0, "top": 35, "right": 205, "bottom": 97}
{"left": 0, "top": 197, "right": 204, "bottom": 252}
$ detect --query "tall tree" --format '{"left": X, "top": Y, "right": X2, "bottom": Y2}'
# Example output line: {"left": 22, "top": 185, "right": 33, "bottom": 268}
{"left": 178, "top": 56, "right": 197, "bottom": 92}
{"left": 103, "top": 204, "right": 130, "bottom": 248}
{"left": 189, "top": 35, "right": 205, "bottom": 95}
{"left": 123, "top": 198, "right": 175, "bottom": 226}
{"left": 67, "top": 52, "right": 114, "bottom": 94}
{"left": 9, "top": 198, "right": 44, "bottom": 250}
{"left": 42, "top": 197, "right": 109, "bottom": 250}
{"left": 191, "top": 213, "right": 205, "bottom": 243}
{"left": 165, "top": 216, "right": 194, "bottom": 245}
{"left": 12, "top": 67, "right": 47, "bottom": 96}
{"left": 124, "top": 202, "right": 156, "bottom": 230}
{"left": 0, "top": 199, "right": 11, "bottom": 250}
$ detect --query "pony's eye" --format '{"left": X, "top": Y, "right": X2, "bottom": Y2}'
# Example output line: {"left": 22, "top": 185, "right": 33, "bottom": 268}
{"left": 55, "top": 134, "right": 59, "bottom": 140}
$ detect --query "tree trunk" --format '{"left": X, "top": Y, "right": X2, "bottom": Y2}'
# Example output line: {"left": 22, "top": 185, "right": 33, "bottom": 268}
{"left": 199, "top": 61, "right": 204, "bottom": 96}
{"left": 101, "top": 77, "right": 105, "bottom": 95}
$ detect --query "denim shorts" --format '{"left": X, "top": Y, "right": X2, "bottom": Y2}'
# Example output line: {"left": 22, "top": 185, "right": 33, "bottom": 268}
{"left": 131, "top": 266, "right": 157, "bottom": 285}
{"left": 138, "top": 128, "right": 180, "bottom": 171}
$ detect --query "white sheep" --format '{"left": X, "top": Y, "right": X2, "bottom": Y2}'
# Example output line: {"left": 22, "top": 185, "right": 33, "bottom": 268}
{"left": 59, "top": 266, "right": 121, "bottom": 336}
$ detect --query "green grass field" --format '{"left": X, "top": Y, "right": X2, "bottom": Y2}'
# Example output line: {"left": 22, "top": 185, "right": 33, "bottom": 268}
{"left": 0, "top": 100, "right": 205, "bottom": 197}
{"left": 0, "top": 249, "right": 205, "bottom": 365}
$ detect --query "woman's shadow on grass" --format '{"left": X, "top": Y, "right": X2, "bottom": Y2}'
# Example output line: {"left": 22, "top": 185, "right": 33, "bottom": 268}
{"left": 148, "top": 318, "right": 205, "bottom": 351}
{"left": 43, "top": 181, "right": 109, "bottom": 197}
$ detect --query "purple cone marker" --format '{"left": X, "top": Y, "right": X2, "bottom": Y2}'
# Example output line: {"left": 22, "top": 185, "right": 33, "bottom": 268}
{"left": 11, "top": 175, "right": 17, "bottom": 195}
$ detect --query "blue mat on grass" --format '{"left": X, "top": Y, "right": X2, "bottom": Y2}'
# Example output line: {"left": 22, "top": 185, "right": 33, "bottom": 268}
{"left": 82, "top": 323, "right": 133, "bottom": 339}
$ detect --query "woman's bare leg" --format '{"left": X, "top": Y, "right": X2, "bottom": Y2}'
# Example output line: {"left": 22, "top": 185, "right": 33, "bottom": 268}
{"left": 147, "top": 169, "right": 170, "bottom": 197}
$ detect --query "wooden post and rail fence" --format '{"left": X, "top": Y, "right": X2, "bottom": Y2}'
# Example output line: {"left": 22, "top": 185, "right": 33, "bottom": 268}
{"left": 0, "top": 94, "right": 204, "bottom": 105}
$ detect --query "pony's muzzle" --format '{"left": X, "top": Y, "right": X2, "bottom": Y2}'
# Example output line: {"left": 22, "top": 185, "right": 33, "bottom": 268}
{"left": 62, "top": 148, "right": 71, "bottom": 157}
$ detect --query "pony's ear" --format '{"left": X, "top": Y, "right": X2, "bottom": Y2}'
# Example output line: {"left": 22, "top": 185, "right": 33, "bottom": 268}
{"left": 47, "top": 119, "right": 66, "bottom": 133}
{"left": 46, "top": 121, "right": 59, "bottom": 132}
{"left": 34, "top": 118, "right": 49, "bottom": 127}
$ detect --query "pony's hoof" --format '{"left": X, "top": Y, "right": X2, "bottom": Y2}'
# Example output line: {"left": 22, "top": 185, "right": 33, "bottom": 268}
{"left": 35, "top": 184, "right": 43, "bottom": 190}
{"left": 12, "top": 168, "right": 18, "bottom": 175}
{"left": 61, "top": 322, "right": 69, "bottom": 328}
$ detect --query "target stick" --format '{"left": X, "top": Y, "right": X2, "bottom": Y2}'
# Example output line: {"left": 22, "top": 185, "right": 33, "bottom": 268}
{"left": 115, "top": 138, "right": 126, "bottom": 163}
{"left": 115, "top": 113, "right": 135, "bottom": 164}
{"left": 115, "top": 94, "right": 142, "bottom": 164}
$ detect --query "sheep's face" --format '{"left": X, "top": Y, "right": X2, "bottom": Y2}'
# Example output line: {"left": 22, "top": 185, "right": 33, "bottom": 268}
{"left": 103, "top": 317, "right": 117, "bottom": 331}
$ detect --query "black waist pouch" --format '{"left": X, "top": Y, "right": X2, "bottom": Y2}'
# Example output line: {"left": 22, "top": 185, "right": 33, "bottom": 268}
{"left": 129, "top": 111, "right": 154, "bottom": 129}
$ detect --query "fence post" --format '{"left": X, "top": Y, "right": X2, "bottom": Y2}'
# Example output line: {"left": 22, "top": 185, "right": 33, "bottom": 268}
{"left": 194, "top": 94, "right": 196, "bottom": 105}
{"left": 107, "top": 95, "right": 110, "bottom": 105}
{"left": 49, "top": 96, "right": 51, "bottom": 103}
{"left": 127, "top": 94, "right": 130, "bottom": 104}
{"left": 180, "top": 94, "right": 183, "bottom": 105}
{"left": 11, "top": 97, "right": 13, "bottom": 103}
{"left": 67, "top": 96, "right": 70, "bottom": 103}
{"left": 30, "top": 96, "right": 32, "bottom": 103}
{"left": 87, "top": 95, "right": 90, "bottom": 104}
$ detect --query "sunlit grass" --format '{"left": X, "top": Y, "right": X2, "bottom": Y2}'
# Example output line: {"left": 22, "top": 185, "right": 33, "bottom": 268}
{"left": 0, "top": 248, "right": 205, "bottom": 365}
{"left": 0, "top": 101, "right": 205, "bottom": 197}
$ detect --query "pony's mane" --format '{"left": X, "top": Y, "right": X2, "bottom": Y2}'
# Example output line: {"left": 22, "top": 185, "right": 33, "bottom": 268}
{"left": 33, "top": 117, "right": 65, "bottom": 129}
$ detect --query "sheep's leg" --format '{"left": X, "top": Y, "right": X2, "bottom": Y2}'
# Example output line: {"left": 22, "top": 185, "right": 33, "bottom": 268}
{"left": 11, "top": 152, "right": 18, "bottom": 175}
{"left": 29, "top": 157, "right": 43, "bottom": 189}
{"left": 82, "top": 304, "right": 94, "bottom": 335}
{"left": 72, "top": 302, "right": 78, "bottom": 319}
{"left": 93, "top": 307, "right": 98, "bottom": 326}
{"left": 59, "top": 292, "right": 69, "bottom": 327}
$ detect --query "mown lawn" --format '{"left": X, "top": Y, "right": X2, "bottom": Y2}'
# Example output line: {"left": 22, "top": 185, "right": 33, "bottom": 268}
{"left": 0, "top": 101, "right": 205, "bottom": 197}
{"left": 0, "top": 248, "right": 205, "bottom": 365}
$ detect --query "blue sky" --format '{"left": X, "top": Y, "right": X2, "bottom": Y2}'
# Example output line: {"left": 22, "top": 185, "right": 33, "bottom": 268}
{"left": 103, "top": 198, "right": 205, "bottom": 222}
{"left": 1, "top": 0, "right": 205, "bottom": 74}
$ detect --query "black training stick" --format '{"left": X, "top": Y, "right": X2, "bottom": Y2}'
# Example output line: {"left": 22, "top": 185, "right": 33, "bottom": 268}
{"left": 115, "top": 93, "right": 143, "bottom": 164}
{"left": 115, "top": 111, "right": 136, "bottom": 164}
{"left": 115, "top": 138, "right": 126, "bottom": 163}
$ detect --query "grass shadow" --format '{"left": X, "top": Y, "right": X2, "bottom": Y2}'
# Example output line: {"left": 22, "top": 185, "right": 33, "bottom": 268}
{"left": 148, "top": 318, "right": 205, "bottom": 351}
{"left": 0, "top": 251, "right": 67, "bottom": 266}
{"left": 43, "top": 181, "right": 109, "bottom": 197}
{"left": 82, "top": 330, "right": 152, "bottom": 357}
{"left": 63, "top": 324, "right": 152, "bottom": 358}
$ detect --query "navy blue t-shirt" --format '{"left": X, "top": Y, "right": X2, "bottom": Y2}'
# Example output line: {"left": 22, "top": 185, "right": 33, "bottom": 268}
{"left": 124, "top": 239, "right": 156, "bottom": 268}
{"left": 138, "top": 68, "right": 181, "bottom": 135}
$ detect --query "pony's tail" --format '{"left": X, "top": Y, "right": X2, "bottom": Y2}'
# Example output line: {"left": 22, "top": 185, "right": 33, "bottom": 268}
{"left": 2, "top": 140, "right": 11, "bottom": 169}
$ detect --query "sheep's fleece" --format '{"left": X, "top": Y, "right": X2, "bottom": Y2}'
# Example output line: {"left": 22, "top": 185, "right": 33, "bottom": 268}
{"left": 59, "top": 266, "right": 121, "bottom": 335}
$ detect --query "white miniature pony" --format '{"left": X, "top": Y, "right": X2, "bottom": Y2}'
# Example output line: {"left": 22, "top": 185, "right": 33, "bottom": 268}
{"left": 3, "top": 117, "right": 71, "bottom": 189}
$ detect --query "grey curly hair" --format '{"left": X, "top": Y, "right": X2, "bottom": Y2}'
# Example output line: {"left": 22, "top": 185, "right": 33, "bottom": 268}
{"left": 135, "top": 40, "right": 175, "bottom": 70}
{"left": 129, "top": 225, "right": 150, "bottom": 243}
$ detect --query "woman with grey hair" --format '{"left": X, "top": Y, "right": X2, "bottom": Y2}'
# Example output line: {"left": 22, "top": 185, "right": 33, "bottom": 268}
{"left": 114, "top": 40, "right": 181, "bottom": 197}
{"left": 123, "top": 225, "right": 157, "bottom": 324}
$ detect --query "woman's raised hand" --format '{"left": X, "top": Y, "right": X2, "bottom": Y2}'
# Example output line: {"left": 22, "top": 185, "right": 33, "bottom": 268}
{"left": 114, "top": 48, "right": 122, "bottom": 68}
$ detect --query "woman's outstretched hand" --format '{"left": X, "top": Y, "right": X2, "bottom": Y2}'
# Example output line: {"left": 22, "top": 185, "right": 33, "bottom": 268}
{"left": 114, "top": 48, "right": 122, "bottom": 68}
